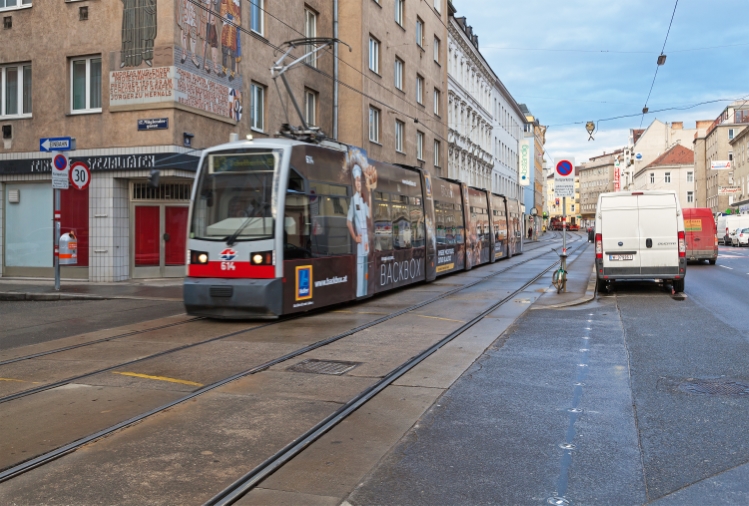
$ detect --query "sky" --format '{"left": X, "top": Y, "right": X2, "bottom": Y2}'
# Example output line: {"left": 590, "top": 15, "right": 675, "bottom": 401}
{"left": 452, "top": 0, "right": 749, "bottom": 165}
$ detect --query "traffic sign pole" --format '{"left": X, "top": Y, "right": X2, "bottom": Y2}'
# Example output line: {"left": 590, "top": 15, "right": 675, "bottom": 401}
{"left": 54, "top": 187, "right": 61, "bottom": 291}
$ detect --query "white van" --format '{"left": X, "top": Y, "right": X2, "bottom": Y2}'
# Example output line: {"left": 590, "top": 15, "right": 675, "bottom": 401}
{"left": 595, "top": 190, "right": 686, "bottom": 292}
{"left": 716, "top": 214, "right": 749, "bottom": 245}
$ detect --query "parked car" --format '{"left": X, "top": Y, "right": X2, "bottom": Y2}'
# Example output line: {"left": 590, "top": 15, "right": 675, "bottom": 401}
{"left": 595, "top": 190, "right": 686, "bottom": 292}
{"left": 732, "top": 228, "right": 749, "bottom": 247}
{"left": 717, "top": 214, "right": 749, "bottom": 245}
{"left": 683, "top": 207, "right": 718, "bottom": 264}
{"left": 729, "top": 228, "right": 741, "bottom": 246}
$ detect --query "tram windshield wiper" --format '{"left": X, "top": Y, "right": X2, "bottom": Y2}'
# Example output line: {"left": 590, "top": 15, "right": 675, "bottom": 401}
{"left": 224, "top": 217, "right": 256, "bottom": 246}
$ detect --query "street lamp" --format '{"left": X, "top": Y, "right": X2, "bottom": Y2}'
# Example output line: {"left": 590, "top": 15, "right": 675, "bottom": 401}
{"left": 586, "top": 121, "right": 595, "bottom": 141}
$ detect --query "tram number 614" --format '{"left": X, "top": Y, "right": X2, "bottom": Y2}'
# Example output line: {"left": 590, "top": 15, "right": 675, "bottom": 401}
{"left": 221, "top": 262, "right": 236, "bottom": 271}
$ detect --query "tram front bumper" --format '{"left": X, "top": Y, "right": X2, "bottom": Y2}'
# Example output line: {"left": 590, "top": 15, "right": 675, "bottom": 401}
{"left": 184, "top": 277, "right": 283, "bottom": 319}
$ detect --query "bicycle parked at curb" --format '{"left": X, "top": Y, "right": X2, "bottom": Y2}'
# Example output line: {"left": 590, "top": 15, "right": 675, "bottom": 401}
{"left": 551, "top": 247, "right": 567, "bottom": 294}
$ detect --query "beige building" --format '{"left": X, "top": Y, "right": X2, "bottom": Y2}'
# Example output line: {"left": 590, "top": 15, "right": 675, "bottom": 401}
{"left": 579, "top": 151, "right": 619, "bottom": 223}
{"left": 728, "top": 126, "right": 749, "bottom": 213}
{"left": 633, "top": 145, "right": 696, "bottom": 208}
{"left": 338, "top": 0, "right": 448, "bottom": 177}
{"left": 694, "top": 103, "right": 749, "bottom": 213}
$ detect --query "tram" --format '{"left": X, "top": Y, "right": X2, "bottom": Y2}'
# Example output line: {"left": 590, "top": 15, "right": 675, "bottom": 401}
{"left": 184, "top": 138, "right": 524, "bottom": 318}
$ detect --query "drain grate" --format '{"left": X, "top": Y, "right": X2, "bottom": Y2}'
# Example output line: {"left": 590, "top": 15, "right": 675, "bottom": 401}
{"left": 287, "top": 359, "right": 360, "bottom": 376}
{"left": 678, "top": 379, "right": 749, "bottom": 396}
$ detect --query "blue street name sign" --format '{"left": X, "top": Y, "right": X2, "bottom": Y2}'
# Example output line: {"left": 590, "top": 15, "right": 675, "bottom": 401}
{"left": 40, "top": 137, "right": 73, "bottom": 152}
{"left": 137, "top": 118, "right": 169, "bottom": 131}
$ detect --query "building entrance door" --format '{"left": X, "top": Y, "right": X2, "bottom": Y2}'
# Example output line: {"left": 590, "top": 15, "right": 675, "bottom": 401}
{"left": 131, "top": 181, "right": 192, "bottom": 279}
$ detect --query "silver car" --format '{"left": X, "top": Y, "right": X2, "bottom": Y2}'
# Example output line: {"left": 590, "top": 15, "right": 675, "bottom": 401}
{"left": 732, "top": 227, "right": 749, "bottom": 247}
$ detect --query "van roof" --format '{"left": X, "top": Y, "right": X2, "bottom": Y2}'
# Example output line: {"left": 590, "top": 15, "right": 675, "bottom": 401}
{"left": 599, "top": 190, "right": 677, "bottom": 197}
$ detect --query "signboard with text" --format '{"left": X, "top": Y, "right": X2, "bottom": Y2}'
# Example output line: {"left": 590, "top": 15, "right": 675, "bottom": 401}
{"left": 519, "top": 139, "right": 531, "bottom": 187}
{"left": 711, "top": 160, "right": 732, "bottom": 170}
{"left": 554, "top": 158, "right": 576, "bottom": 198}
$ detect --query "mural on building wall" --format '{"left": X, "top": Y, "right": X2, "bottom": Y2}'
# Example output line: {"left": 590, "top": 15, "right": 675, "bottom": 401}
{"left": 121, "top": 0, "right": 158, "bottom": 68}
{"left": 111, "top": 0, "right": 243, "bottom": 121}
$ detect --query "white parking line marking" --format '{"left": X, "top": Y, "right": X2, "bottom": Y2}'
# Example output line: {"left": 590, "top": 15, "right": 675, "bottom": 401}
{"left": 719, "top": 265, "right": 733, "bottom": 270}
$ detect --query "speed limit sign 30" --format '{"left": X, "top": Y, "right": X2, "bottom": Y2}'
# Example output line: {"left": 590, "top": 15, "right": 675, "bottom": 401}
{"left": 69, "top": 161, "right": 91, "bottom": 190}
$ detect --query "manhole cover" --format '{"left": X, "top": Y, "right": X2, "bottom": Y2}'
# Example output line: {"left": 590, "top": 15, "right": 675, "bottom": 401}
{"left": 287, "top": 359, "right": 360, "bottom": 376}
{"left": 678, "top": 379, "right": 749, "bottom": 396}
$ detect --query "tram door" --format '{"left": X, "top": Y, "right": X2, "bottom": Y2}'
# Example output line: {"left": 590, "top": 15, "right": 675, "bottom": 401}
{"left": 131, "top": 182, "right": 191, "bottom": 278}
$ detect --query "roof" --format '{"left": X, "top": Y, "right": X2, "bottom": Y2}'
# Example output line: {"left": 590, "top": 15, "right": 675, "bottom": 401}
{"left": 644, "top": 144, "right": 694, "bottom": 168}
{"left": 632, "top": 129, "right": 645, "bottom": 145}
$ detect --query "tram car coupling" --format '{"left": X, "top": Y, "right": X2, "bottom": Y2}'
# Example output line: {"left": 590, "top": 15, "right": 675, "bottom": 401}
{"left": 183, "top": 138, "right": 524, "bottom": 319}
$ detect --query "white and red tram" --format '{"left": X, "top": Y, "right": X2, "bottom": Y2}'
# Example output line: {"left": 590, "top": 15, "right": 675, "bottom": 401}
{"left": 184, "top": 138, "right": 523, "bottom": 318}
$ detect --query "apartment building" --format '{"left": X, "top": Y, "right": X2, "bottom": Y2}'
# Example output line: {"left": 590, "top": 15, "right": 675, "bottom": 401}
{"left": 337, "top": 0, "right": 448, "bottom": 177}
{"left": 0, "top": 0, "right": 334, "bottom": 281}
{"left": 633, "top": 145, "right": 696, "bottom": 208}
{"left": 729, "top": 127, "right": 749, "bottom": 213}
{"left": 694, "top": 103, "right": 749, "bottom": 213}
{"left": 578, "top": 151, "right": 619, "bottom": 223}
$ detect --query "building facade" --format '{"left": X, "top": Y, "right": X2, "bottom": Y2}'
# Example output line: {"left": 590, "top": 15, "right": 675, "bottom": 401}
{"left": 578, "top": 151, "right": 618, "bottom": 224}
{"left": 446, "top": 10, "right": 493, "bottom": 189}
{"left": 337, "top": 0, "right": 449, "bottom": 178}
{"left": 729, "top": 126, "right": 749, "bottom": 213}
{"left": 633, "top": 145, "right": 696, "bottom": 208}
{"left": 490, "top": 78, "right": 524, "bottom": 202}
{"left": 0, "top": 0, "right": 336, "bottom": 281}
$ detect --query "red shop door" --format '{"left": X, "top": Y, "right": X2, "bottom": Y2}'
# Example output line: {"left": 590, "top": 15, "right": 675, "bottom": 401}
{"left": 133, "top": 205, "right": 189, "bottom": 278}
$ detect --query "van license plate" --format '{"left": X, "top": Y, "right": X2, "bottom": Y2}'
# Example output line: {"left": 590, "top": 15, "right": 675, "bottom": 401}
{"left": 609, "top": 255, "right": 634, "bottom": 261}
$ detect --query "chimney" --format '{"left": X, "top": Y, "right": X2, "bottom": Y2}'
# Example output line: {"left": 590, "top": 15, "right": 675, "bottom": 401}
{"left": 472, "top": 35, "right": 479, "bottom": 48}
{"left": 696, "top": 120, "right": 712, "bottom": 130}
{"left": 456, "top": 16, "right": 466, "bottom": 29}
{"left": 671, "top": 121, "right": 683, "bottom": 130}
{"left": 466, "top": 25, "right": 473, "bottom": 38}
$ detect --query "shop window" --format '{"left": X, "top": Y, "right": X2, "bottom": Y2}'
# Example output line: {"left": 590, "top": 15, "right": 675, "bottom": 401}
{"left": 61, "top": 187, "right": 89, "bottom": 267}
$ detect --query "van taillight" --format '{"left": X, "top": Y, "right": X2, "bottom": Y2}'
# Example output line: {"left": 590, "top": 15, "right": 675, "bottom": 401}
{"left": 678, "top": 231, "right": 686, "bottom": 257}
{"left": 595, "top": 233, "right": 602, "bottom": 259}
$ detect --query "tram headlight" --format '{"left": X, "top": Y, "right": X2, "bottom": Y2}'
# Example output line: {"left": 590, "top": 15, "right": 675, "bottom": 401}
{"left": 190, "top": 250, "right": 209, "bottom": 264}
{"left": 251, "top": 251, "right": 274, "bottom": 265}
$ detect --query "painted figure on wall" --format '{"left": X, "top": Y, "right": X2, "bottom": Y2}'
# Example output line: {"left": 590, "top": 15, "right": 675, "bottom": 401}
{"left": 200, "top": 0, "right": 222, "bottom": 74}
{"left": 121, "top": 0, "right": 158, "bottom": 68}
{"left": 178, "top": 0, "right": 200, "bottom": 67}
{"left": 344, "top": 149, "right": 377, "bottom": 298}
{"left": 220, "top": 0, "right": 242, "bottom": 79}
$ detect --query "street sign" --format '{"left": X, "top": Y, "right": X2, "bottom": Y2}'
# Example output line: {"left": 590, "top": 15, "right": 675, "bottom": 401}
{"left": 52, "top": 154, "right": 69, "bottom": 189}
{"left": 554, "top": 158, "right": 575, "bottom": 198}
{"left": 69, "top": 161, "right": 91, "bottom": 190}
{"left": 137, "top": 118, "right": 169, "bottom": 131}
{"left": 40, "top": 137, "right": 73, "bottom": 152}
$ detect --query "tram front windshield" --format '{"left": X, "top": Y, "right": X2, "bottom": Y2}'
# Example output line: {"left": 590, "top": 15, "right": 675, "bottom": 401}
{"left": 190, "top": 151, "right": 278, "bottom": 242}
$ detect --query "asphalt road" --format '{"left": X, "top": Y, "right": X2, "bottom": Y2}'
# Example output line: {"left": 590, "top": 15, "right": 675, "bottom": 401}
{"left": 348, "top": 246, "right": 749, "bottom": 505}
{"left": 0, "top": 299, "right": 186, "bottom": 352}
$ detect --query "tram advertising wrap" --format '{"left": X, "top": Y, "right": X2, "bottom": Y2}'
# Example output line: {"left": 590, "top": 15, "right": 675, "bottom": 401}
{"left": 183, "top": 138, "right": 524, "bottom": 319}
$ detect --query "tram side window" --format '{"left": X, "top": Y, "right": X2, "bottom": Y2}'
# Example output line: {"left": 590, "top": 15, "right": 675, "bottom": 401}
{"left": 374, "top": 192, "right": 393, "bottom": 252}
{"left": 453, "top": 204, "right": 465, "bottom": 244}
{"left": 391, "top": 195, "right": 411, "bottom": 250}
{"left": 435, "top": 201, "right": 447, "bottom": 244}
{"left": 284, "top": 193, "right": 312, "bottom": 259}
{"left": 309, "top": 181, "right": 351, "bottom": 256}
{"left": 410, "top": 196, "right": 425, "bottom": 247}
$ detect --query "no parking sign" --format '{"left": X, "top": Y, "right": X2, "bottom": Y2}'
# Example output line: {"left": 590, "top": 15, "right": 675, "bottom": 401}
{"left": 554, "top": 158, "right": 575, "bottom": 198}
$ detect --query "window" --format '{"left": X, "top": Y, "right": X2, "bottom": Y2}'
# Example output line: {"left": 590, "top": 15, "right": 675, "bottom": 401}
{"left": 250, "top": 0, "right": 264, "bottom": 35}
{"left": 251, "top": 83, "right": 265, "bottom": 131}
{"left": 687, "top": 191, "right": 694, "bottom": 203}
{"left": 416, "top": 18, "right": 424, "bottom": 48}
{"left": 304, "top": 7, "right": 317, "bottom": 67}
{"left": 434, "top": 139, "right": 441, "bottom": 167}
{"left": 394, "top": 0, "right": 404, "bottom": 26}
{"left": 395, "top": 119, "right": 405, "bottom": 153}
{"left": 416, "top": 75, "right": 424, "bottom": 104}
{"left": 433, "top": 36, "right": 441, "bottom": 64}
{"left": 71, "top": 57, "right": 101, "bottom": 113}
{"left": 1, "top": 63, "right": 31, "bottom": 117}
{"left": 304, "top": 89, "right": 317, "bottom": 127}
{"left": 394, "top": 57, "right": 404, "bottom": 91}
{"left": 369, "top": 36, "right": 380, "bottom": 73}
{"left": 729, "top": 128, "right": 735, "bottom": 140}
{"left": 433, "top": 88, "right": 441, "bottom": 115}
{"left": 650, "top": 173, "right": 655, "bottom": 184}
{"left": 0, "top": 0, "right": 31, "bottom": 10}
{"left": 687, "top": 171, "right": 693, "bottom": 182}
{"left": 729, "top": 151, "right": 734, "bottom": 161}
{"left": 665, "top": 172, "right": 671, "bottom": 183}
{"left": 417, "top": 131, "right": 424, "bottom": 160}
{"left": 433, "top": 0, "right": 441, "bottom": 13}
{"left": 369, "top": 106, "right": 380, "bottom": 143}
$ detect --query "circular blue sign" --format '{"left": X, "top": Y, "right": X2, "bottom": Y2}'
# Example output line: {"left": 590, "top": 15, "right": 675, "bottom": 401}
{"left": 556, "top": 160, "right": 573, "bottom": 176}
{"left": 53, "top": 154, "right": 68, "bottom": 171}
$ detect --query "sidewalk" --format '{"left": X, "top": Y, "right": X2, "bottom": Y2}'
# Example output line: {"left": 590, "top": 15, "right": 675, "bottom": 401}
{"left": 0, "top": 278, "right": 183, "bottom": 301}
{"left": 531, "top": 240, "right": 596, "bottom": 309}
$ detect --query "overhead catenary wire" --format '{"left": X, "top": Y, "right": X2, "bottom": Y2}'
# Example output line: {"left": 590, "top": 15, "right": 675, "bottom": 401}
{"left": 640, "top": 0, "right": 679, "bottom": 128}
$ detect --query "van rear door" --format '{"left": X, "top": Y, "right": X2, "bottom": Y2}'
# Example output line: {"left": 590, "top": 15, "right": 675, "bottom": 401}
{"left": 637, "top": 194, "right": 678, "bottom": 275}
{"left": 600, "top": 194, "right": 641, "bottom": 273}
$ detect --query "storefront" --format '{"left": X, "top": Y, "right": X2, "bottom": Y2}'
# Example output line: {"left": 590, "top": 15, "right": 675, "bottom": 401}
{"left": 0, "top": 148, "right": 199, "bottom": 281}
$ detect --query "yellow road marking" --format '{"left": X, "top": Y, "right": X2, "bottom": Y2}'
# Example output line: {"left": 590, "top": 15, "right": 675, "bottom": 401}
{"left": 416, "top": 315, "right": 465, "bottom": 323}
{"left": 0, "top": 377, "right": 40, "bottom": 384}
{"left": 112, "top": 372, "right": 203, "bottom": 387}
{"left": 333, "top": 310, "right": 354, "bottom": 313}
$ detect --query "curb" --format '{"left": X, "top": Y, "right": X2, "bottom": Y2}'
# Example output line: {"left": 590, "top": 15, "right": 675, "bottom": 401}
{"left": 0, "top": 292, "right": 108, "bottom": 301}
{"left": 540, "top": 265, "right": 598, "bottom": 309}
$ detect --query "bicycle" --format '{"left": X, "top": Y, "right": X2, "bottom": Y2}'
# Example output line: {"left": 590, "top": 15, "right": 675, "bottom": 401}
{"left": 551, "top": 248, "right": 568, "bottom": 294}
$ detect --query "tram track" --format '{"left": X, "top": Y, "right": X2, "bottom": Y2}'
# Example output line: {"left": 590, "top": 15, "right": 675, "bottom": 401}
{"left": 0, "top": 234, "right": 584, "bottom": 484}
{"left": 206, "top": 240, "right": 590, "bottom": 505}
{"left": 0, "top": 234, "right": 578, "bottom": 407}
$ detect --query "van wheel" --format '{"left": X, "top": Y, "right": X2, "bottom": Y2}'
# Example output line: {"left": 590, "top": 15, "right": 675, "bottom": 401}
{"left": 673, "top": 279, "right": 685, "bottom": 292}
{"left": 709, "top": 259, "right": 716, "bottom": 265}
